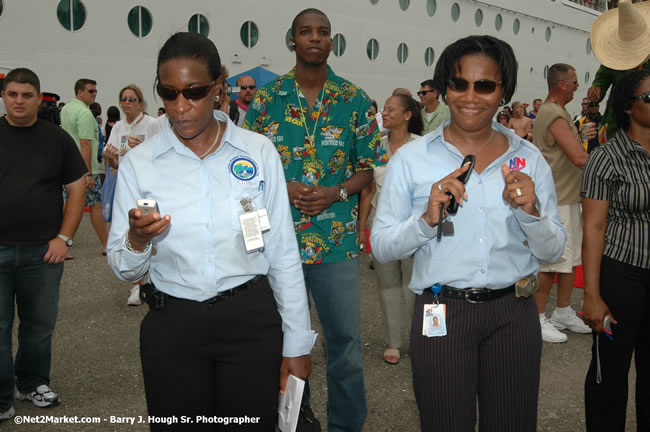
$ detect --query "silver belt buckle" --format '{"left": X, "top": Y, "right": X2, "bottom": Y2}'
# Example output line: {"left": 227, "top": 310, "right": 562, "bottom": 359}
{"left": 465, "top": 288, "right": 489, "bottom": 303}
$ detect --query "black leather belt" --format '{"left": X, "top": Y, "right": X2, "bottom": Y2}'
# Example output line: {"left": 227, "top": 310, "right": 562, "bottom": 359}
{"left": 442, "top": 285, "right": 515, "bottom": 303}
{"left": 193, "top": 275, "right": 263, "bottom": 304}
{"left": 142, "top": 275, "right": 264, "bottom": 310}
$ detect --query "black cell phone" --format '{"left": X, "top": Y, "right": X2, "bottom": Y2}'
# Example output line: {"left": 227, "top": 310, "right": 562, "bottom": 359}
{"left": 447, "top": 155, "right": 476, "bottom": 215}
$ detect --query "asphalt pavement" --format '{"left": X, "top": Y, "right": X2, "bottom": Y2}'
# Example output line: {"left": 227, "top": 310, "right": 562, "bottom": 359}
{"left": 4, "top": 214, "right": 636, "bottom": 431}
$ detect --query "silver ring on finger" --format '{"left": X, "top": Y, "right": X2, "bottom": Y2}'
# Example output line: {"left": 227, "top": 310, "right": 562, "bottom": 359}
{"left": 438, "top": 183, "right": 444, "bottom": 192}
{"left": 516, "top": 187, "right": 522, "bottom": 197}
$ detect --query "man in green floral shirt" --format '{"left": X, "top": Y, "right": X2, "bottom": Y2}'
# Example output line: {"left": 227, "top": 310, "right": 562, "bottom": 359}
{"left": 243, "top": 8, "right": 383, "bottom": 432}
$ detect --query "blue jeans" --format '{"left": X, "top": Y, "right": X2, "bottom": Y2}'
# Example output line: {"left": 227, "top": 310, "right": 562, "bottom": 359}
{"left": 0, "top": 244, "right": 62, "bottom": 410}
{"left": 303, "top": 258, "right": 367, "bottom": 432}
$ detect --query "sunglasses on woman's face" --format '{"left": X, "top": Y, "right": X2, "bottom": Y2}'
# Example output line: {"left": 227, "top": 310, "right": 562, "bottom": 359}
{"left": 447, "top": 77, "right": 502, "bottom": 94}
{"left": 631, "top": 91, "right": 650, "bottom": 103}
{"left": 156, "top": 81, "right": 216, "bottom": 101}
{"left": 120, "top": 96, "right": 138, "bottom": 103}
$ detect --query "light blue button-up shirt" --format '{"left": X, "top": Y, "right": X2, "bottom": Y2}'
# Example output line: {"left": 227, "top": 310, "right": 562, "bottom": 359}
{"left": 371, "top": 121, "right": 567, "bottom": 294}
{"left": 107, "top": 110, "right": 316, "bottom": 357}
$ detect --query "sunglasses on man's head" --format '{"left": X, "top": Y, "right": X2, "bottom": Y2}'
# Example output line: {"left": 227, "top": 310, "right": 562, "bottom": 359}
{"left": 631, "top": 91, "right": 650, "bottom": 103}
{"left": 156, "top": 81, "right": 216, "bottom": 101}
{"left": 417, "top": 90, "right": 435, "bottom": 96}
{"left": 447, "top": 78, "right": 502, "bottom": 94}
{"left": 240, "top": 85, "right": 256, "bottom": 90}
{"left": 120, "top": 96, "right": 138, "bottom": 103}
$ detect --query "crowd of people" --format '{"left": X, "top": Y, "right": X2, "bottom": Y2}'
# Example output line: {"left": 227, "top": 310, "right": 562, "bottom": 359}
{"left": 1, "top": 1, "right": 648, "bottom": 431}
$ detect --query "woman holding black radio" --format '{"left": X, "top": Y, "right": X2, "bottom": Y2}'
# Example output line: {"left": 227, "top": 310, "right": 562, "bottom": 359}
{"left": 107, "top": 32, "right": 315, "bottom": 431}
{"left": 371, "top": 35, "right": 566, "bottom": 431}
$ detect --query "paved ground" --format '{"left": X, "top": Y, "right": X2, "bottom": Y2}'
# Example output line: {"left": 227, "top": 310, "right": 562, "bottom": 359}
{"left": 4, "top": 214, "right": 637, "bottom": 431}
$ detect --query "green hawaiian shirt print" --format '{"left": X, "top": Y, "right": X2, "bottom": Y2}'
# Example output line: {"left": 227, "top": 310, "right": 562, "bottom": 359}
{"left": 242, "top": 66, "right": 384, "bottom": 264}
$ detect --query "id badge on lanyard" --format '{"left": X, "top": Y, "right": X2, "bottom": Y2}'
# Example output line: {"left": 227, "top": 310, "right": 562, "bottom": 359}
{"left": 422, "top": 283, "right": 448, "bottom": 337}
{"left": 239, "top": 197, "right": 271, "bottom": 253}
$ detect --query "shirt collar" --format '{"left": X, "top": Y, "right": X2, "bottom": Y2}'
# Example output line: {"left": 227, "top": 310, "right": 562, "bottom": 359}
{"left": 70, "top": 98, "right": 89, "bottom": 109}
{"left": 426, "top": 119, "right": 524, "bottom": 157}
{"left": 152, "top": 110, "right": 249, "bottom": 160}
{"left": 276, "top": 65, "right": 336, "bottom": 96}
{"left": 235, "top": 99, "right": 249, "bottom": 111}
{"left": 616, "top": 128, "right": 650, "bottom": 156}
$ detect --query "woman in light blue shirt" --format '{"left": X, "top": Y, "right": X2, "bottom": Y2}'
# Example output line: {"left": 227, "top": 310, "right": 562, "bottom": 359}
{"left": 371, "top": 35, "right": 566, "bottom": 431}
{"left": 106, "top": 32, "right": 315, "bottom": 431}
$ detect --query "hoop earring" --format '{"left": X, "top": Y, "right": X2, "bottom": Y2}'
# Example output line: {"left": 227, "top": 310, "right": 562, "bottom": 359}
{"left": 500, "top": 99, "right": 506, "bottom": 106}
{"left": 215, "top": 95, "right": 220, "bottom": 103}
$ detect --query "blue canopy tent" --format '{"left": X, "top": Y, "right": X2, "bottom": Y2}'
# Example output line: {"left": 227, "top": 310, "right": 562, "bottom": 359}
{"left": 226, "top": 66, "right": 279, "bottom": 100}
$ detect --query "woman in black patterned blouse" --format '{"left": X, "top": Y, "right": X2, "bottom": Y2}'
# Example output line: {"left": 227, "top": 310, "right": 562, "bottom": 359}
{"left": 581, "top": 69, "right": 650, "bottom": 432}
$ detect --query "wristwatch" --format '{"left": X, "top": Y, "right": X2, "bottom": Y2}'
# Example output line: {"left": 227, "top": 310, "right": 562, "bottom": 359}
{"left": 337, "top": 184, "right": 348, "bottom": 202}
{"left": 57, "top": 234, "right": 73, "bottom": 247}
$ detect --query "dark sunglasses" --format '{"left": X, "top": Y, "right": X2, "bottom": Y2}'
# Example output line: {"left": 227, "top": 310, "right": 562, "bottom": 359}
{"left": 87, "top": 89, "right": 97, "bottom": 94}
{"left": 120, "top": 96, "right": 138, "bottom": 103}
{"left": 417, "top": 90, "right": 434, "bottom": 96}
{"left": 156, "top": 80, "right": 216, "bottom": 101}
{"left": 447, "top": 78, "right": 502, "bottom": 94}
{"left": 240, "top": 85, "right": 256, "bottom": 90}
{"left": 631, "top": 91, "right": 650, "bottom": 103}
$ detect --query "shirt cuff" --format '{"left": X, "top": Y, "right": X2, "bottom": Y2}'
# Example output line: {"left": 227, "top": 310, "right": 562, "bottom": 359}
{"left": 512, "top": 207, "right": 541, "bottom": 225}
{"left": 416, "top": 216, "right": 439, "bottom": 239}
{"left": 282, "top": 330, "right": 318, "bottom": 357}
{"left": 115, "top": 232, "right": 152, "bottom": 279}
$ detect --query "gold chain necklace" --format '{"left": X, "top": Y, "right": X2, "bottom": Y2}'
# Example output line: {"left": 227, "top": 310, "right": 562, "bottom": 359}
{"left": 447, "top": 126, "right": 494, "bottom": 156}
{"left": 295, "top": 82, "right": 327, "bottom": 160}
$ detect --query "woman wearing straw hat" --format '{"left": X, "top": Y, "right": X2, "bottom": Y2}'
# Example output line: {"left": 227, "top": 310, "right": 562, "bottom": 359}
{"left": 586, "top": 0, "right": 650, "bottom": 140}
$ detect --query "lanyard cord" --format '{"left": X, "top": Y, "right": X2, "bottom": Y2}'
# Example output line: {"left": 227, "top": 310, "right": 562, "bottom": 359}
{"left": 198, "top": 120, "right": 222, "bottom": 159}
{"left": 295, "top": 82, "right": 327, "bottom": 159}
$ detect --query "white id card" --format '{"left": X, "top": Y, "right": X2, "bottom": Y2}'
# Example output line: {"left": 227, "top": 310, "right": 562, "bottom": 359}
{"left": 257, "top": 208, "right": 271, "bottom": 232}
{"left": 239, "top": 211, "right": 264, "bottom": 253}
{"left": 422, "top": 304, "right": 447, "bottom": 337}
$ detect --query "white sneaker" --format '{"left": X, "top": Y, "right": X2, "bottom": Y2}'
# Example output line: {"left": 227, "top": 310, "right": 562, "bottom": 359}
{"left": 127, "top": 285, "right": 142, "bottom": 306}
{"left": 540, "top": 315, "right": 568, "bottom": 343}
{"left": 0, "top": 406, "right": 15, "bottom": 421}
{"left": 15, "top": 385, "right": 59, "bottom": 408}
{"left": 550, "top": 309, "right": 591, "bottom": 334}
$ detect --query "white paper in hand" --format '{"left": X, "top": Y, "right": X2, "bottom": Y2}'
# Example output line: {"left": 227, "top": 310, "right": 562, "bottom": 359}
{"left": 278, "top": 375, "right": 305, "bottom": 432}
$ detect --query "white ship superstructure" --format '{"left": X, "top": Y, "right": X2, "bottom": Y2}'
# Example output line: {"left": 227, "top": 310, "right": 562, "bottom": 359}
{"left": 0, "top": 0, "right": 604, "bottom": 116}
